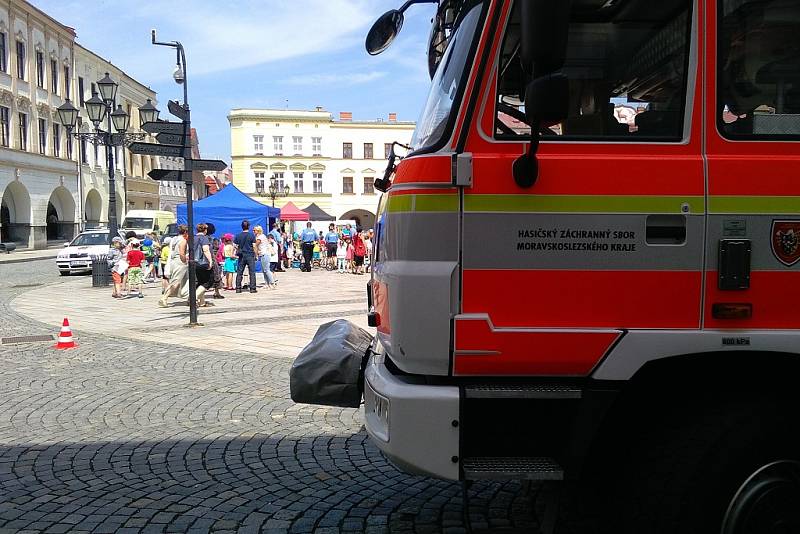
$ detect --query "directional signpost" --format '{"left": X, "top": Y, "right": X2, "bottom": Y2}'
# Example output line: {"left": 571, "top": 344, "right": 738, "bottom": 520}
{"left": 148, "top": 169, "right": 191, "bottom": 181}
{"left": 141, "top": 121, "right": 184, "bottom": 135}
{"left": 186, "top": 159, "right": 227, "bottom": 172}
{"left": 168, "top": 100, "right": 188, "bottom": 121}
{"left": 155, "top": 132, "right": 185, "bottom": 145}
{"left": 128, "top": 142, "right": 185, "bottom": 158}
{"left": 133, "top": 36, "right": 230, "bottom": 327}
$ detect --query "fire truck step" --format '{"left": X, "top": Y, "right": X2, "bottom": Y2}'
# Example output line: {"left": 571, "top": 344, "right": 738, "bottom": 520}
{"left": 463, "top": 456, "right": 564, "bottom": 481}
{"left": 464, "top": 384, "right": 582, "bottom": 399}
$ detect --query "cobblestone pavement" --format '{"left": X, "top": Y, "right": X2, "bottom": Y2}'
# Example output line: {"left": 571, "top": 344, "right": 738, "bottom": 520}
{"left": 0, "top": 262, "right": 541, "bottom": 533}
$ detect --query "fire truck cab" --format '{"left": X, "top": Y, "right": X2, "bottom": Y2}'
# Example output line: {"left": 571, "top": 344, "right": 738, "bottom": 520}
{"left": 295, "top": 0, "right": 800, "bottom": 531}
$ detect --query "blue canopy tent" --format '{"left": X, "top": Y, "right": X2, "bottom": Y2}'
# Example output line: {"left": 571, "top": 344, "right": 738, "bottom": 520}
{"left": 176, "top": 184, "right": 280, "bottom": 238}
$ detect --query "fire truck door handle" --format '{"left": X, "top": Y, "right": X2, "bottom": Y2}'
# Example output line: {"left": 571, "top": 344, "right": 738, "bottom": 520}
{"left": 645, "top": 215, "right": 687, "bottom": 245}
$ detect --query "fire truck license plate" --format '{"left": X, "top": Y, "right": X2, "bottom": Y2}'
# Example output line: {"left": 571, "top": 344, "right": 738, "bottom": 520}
{"left": 365, "top": 380, "right": 390, "bottom": 438}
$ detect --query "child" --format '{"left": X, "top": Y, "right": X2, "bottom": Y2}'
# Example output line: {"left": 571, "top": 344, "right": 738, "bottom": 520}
{"left": 126, "top": 239, "right": 145, "bottom": 298}
{"left": 267, "top": 234, "right": 279, "bottom": 284}
{"left": 336, "top": 238, "right": 347, "bottom": 273}
{"left": 345, "top": 237, "right": 354, "bottom": 274}
{"left": 141, "top": 237, "right": 155, "bottom": 282}
{"left": 107, "top": 236, "right": 125, "bottom": 298}
{"left": 160, "top": 238, "right": 171, "bottom": 293}
{"left": 223, "top": 236, "right": 237, "bottom": 290}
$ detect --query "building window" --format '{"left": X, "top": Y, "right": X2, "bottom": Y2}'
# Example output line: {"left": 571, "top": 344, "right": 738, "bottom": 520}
{"left": 93, "top": 138, "right": 98, "bottom": 165}
{"left": 312, "top": 136, "right": 321, "bottom": 156}
{"left": 0, "top": 33, "right": 6, "bottom": 73}
{"left": 80, "top": 137, "right": 87, "bottom": 164}
{"left": 15, "top": 41, "right": 25, "bottom": 80}
{"left": 364, "top": 177, "right": 374, "bottom": 195}
{"left": 145, "top": 202, "right": 153, "bottom": 210}
{"left": 253, "top": 134, "right": 264, "bottom": 153}
{"left": 38, "top": 118, "right": 46, "bottom": 154}
{"left": 363, "top": 143, "right": 373, "bottom": 159}
{"left": 273, "top": 135, "right": 283, "bottom": 155}
{"left": 312, "top": 172, "right": 323, "bottom": 193}
{"left": 342, "top": 176, "right": 353, "bottom": 194}
{"left": 254, "top": 171, "right": 265, "bottom": 192}
{"left": 0, "top": 106, "right": 8, "bottom": 147}
{"left": 18, "top": 113, "right": 27, "bottom": 150}
{"left": 50, "top": 59, "right": 58, "bottom": 94}
{"left": 63, "top": 66, "right": 70, "bottom": 99}
{"left": 78, "top": 77, "right": 85, "bottom": 106}
{"left": 273, "top": 172, "right": 285, "bottom": 190}
{"left": 66, "top": 135, "right": 72, "bottom": 160}
{"left": 293, "top": 172, "right": 304, "bottom": 193}
{"left": 343, "top": 142, "right": 352, "bottom": 159}
{"left": 384, "top": 143, "right": 392, "bottom": 159}
{"left": 52, "top": 123, "right": 60, "bottom": 157}
{"left": 292, "top": 136, "right": 302, "bottom": 154}
{"left": 35, "top": 51, "right": 44, "bottom": 88}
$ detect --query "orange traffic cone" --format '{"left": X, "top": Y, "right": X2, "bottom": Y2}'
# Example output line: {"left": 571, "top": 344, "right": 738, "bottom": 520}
{"left": 54, "top": 318, "right": 77, "bottom": 349}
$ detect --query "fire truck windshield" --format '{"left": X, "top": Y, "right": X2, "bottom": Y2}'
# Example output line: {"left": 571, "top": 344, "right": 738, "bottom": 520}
{"left": 411, "top": 3, "right": 482, "bottom": 151}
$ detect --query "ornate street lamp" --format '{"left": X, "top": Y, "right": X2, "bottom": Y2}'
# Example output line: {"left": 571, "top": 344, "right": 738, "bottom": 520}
{"left": 57, "top": 75, "right": 149, "bottom": 245}
{"left": 110, "top": 105, "right": 130, "bottom": 133}
{"left": 97, "top": 72, "right": 118, "bottom": 104}
{"left": 267, "top": 174, "right": 289, "bottom": 207}
{"left": 55, "top": 99, "right": 79, "bottom": 130}
{"left": 138, "top": 98, "right": 159, "bottom": 125}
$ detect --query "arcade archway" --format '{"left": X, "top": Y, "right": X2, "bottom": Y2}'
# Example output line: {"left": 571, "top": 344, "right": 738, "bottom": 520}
{"left": 46, "top": 186, "right": 76, "bottom": 241}
{"left": 1, "top": 182, "right": 32, "bottom": 244}
{"left": 84, "top": 189, "right": 103, "bottom": 228}
{"left": 340, "top": 209, "right": 376, "bottom": 231}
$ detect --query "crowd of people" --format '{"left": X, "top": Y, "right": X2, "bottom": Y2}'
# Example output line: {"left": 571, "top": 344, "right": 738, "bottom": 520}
{"left": 104, "top": 219, "right": 374, "bottom": 307}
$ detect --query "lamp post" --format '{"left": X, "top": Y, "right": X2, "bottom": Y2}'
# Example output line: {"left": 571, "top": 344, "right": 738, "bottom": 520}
{"left": 267, "top": 174, "right": 290, "bottom": 207}
{"left": 150, "top": 30, "right": 200, "bottom": 326}
{"left": 57, "top": 75, "right": 148, "bottom": 245}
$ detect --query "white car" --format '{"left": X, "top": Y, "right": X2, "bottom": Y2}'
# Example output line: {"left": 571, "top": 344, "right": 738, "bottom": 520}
{"left": 56, "top": 229, "right": 118, "bottom": 275}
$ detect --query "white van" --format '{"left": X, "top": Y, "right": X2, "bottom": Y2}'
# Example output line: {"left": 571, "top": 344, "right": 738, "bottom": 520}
{"left": 120, "top": 210, "right": 176, "bottom": 239}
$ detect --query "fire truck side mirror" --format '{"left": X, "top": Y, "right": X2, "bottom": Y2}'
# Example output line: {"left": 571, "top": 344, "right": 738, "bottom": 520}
{"left": 366, "top": 9, "right": 404, "bottom": 55}
{"left": 524, "top": 73, "right": 569, "bottom": 128}
{"left": 513, "top": 74, "right": 569, "bottom": 189}
{"left": 519, "top": 0, "right": 571, "bottom": 78}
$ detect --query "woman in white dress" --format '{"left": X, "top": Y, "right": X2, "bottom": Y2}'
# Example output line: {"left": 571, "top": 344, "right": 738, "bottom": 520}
{"left": 158, "top": 225, "right": 189, "bottom": 307}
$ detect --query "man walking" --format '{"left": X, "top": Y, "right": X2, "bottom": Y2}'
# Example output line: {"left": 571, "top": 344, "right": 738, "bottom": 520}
{"left": 234, "top": 220, "right": 258, "bottom": 293}
{"left": 300, "top": 221, "right": 317, "bottom": 272}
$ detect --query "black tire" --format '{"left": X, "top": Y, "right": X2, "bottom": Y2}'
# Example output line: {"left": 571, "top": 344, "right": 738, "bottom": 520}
{"left": 557, "top": 394, "right": 800, "bottom": 534}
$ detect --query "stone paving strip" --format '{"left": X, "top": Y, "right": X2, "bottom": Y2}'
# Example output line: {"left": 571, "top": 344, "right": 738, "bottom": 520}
{"left": 12, "top": 270, "right": 370, "bottom": 356}
{"left": 0, "top": 269, "right": 543, "bottom": 533}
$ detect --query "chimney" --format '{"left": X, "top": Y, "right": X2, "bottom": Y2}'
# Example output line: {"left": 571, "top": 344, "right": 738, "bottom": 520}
{"left": 339, "top": 111, "right": 352, "bottom": 121}
{"left": 388, "top": 112, "right": 397, "bottom": 122}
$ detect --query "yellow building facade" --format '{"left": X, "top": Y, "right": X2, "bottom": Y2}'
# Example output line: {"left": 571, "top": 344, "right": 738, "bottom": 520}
{"left": 229, "top": 108, "right": 414, "bottom": 229}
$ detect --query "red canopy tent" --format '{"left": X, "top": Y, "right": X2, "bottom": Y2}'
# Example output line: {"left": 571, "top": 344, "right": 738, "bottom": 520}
{"left": 279, "top": 201, "right": 310, "bottom": 221}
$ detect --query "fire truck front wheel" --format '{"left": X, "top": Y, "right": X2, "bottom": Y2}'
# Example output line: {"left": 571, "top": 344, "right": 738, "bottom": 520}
{"left": 560, "top": 394, "right": 800, "bottom": 534}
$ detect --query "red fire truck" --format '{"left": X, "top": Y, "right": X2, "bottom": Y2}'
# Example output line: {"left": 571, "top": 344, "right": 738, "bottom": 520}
{"left": 292, "top": 0, "right": 800, "bottom": 532}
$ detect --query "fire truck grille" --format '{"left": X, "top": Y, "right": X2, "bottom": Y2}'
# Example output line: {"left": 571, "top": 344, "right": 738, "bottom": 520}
{"left": 463, "top": 456, "right": 564, "bottom": 480}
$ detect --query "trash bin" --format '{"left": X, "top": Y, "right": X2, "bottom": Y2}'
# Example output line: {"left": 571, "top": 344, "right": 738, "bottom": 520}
{"left": 91, "top": 255, "right": 110, "bottom": 287}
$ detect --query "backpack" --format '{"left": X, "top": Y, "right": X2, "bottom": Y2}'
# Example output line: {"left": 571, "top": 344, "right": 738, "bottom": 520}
{"left": 194, "top": 236, "right": 209, "bottom": 268}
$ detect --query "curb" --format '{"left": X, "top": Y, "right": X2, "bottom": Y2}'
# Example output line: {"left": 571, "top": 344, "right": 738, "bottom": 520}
{"left": 0, "top": 254, "right": 58, "bottom": 266}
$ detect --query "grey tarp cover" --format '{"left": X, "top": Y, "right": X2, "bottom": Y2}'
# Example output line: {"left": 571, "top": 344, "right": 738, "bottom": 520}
{"left": 289, "top": 320, "right": 373, "bottom": 408}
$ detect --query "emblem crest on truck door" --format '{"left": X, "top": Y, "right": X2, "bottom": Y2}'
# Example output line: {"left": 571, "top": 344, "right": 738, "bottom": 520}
{"left": 771, "top": 220, "right": 800, "bottom": 266}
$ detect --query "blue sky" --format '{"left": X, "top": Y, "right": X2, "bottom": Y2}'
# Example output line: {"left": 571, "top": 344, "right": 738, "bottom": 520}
{"left": 30, "top": 1, "right": 435, "bottom": 162}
